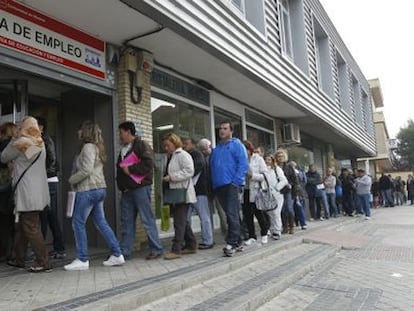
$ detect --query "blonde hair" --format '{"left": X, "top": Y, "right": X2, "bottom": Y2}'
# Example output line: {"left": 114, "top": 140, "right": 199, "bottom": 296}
{"left": 275, "top": 149, "right": 288, "bottom": 161}
{"left": 0, "top": 122, "right": 17, "bottom": 138}
{"left": 79, "top": 121, "right": 106, "bottom": 162}
{"left": 162, "top": 133, "right": 183, "bottom": 148}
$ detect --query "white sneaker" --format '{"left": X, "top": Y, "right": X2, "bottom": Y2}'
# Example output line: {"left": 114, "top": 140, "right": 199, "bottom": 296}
{"left": 64, "top": 259, "right": 89, "bottom": 271}
{"left": 261, "top": 235, "right": 268, "bottom": 244}
{"left": 365, "top": 216, "right": 371, "bottom": 220}
{"left": 103, "top": 254, "right": 125, "bottom": 266}
{"left": 244, "top": 238, "right": 256, "bottom": 246}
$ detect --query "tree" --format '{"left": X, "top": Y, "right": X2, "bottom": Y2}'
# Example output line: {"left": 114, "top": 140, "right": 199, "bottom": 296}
{"left": 396, "top": 119, "right": 414, "bottom": 170}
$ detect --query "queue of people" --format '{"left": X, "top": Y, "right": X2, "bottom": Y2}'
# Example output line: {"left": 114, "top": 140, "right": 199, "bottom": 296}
{"left": 3, "top": 116, "right": 402, "bottom": 271}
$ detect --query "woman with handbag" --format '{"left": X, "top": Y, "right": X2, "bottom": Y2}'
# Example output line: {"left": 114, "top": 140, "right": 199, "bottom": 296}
{"left": 162, "top": 133, "right": 197, "bottom": 260}
{"left": 264, "top": 155, "right": 288, "bottom": 240}
{"left": 64, "top": 121, "right": 124, "bottom": 271}
{"left": 1, "top": 116, "right": 51, "bottom": 272}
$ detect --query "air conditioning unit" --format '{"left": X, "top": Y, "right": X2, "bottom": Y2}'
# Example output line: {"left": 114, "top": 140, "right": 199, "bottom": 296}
{"left": 282, "top": 123, "right": 301, "bottom": 144}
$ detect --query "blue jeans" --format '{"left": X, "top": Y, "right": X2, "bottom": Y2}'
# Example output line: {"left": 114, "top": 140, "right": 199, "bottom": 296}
{"left": 120, "top": 186, "right": 163, "bottom": 257}
{"left": 318, "top": 190, "right": 330, "bottom": 218}
{"left": 188, "top": 195, "right": 213, "bottom": 245}
{"left": 357, "top": 193, "right": 371, "bottom": 217}
{"left": 282, "top": 192, "right": 295, "bottom": 218}
{"left": 215, "top": 184, "right": 241, "bottom": 247}
{"left": 72, "top": 188, "right": 121, "bottom": 262}
{"left": 381, "top": 189, "right": 394, "bottom": 207}
{"left": 326, "top": 193, "right": 338, "bottom": 217}
{"left": 293, "top": 196, "right": 307, "bottom": 227}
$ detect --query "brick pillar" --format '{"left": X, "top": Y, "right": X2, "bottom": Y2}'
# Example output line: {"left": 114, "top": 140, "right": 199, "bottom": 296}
{"left": 117, "top": 49, "right": 154, "bottom": 252}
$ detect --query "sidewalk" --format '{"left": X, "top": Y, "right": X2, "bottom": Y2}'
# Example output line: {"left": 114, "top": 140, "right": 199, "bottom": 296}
{"left": 0, "top": 212, "right": 374, "bottom": 310}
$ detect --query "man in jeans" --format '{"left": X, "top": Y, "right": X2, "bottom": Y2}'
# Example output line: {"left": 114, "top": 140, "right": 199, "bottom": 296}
{"left": 183, "top": 137, "right": 214, "bottom": 249}
{"left": 210, "top": 120, "right": 248, "bottom": 257}
{"left": 116, "top": 122, "right": 163, "bottom": 259}
{"left": 355, "top": 169, "right": 372, "bottom": 220}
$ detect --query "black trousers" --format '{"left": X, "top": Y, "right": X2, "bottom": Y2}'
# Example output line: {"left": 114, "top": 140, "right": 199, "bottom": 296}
{"left": 171, "top": 203, "right": 197, "bottom": 254}
{"left": 242, "top": 190, "right": 269, "bottom": 239}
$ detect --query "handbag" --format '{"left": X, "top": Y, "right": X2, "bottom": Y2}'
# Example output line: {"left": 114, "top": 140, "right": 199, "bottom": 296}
{"left": 255, "top": 173, "right": 278, "bottom": 211}
{"left": 4, "top": 151, "right": 42, "bottom": 214}
{"left": 275, "top": 168, "right": 291, "bottom": 195}
{"left": 163, "top": 188, "right": 187, "bottom": 205}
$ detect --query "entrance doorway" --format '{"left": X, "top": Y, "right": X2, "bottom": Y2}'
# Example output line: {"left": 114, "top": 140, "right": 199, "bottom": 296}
{"left": 0, "top": 66, "right": 116, "bottom": 249}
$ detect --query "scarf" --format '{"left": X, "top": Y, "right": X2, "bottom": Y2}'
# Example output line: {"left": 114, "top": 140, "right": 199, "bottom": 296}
{"left": 12, "top": 116, "right": 44, "bottom": 159}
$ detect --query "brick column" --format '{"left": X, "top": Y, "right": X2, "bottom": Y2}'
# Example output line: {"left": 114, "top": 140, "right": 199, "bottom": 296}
{"left": 117, "top": 49, "right": 154, "bottom": 252}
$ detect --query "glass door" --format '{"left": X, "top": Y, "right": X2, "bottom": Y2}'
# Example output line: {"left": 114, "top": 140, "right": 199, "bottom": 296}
{"left": 0, "top": 80, "right": 28, "bottom": 124}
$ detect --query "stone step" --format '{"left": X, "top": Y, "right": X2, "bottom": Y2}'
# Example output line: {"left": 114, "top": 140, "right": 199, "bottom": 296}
{"left": 133, "top": 243, "right": 338, "bottom": 311}
{"left": 73, "top": 239, "right": 337, "bottom": 311}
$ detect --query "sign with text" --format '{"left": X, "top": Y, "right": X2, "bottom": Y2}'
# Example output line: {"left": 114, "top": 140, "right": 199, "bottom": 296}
{"left": 0, "top": 0, "right": 105, "bottom": 79}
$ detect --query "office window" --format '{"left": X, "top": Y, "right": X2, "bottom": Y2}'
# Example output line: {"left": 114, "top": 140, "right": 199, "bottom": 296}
{"left": 228, "top": 0, "right": 266, "bottom": 34}
{"left": 314, "top": 17, "right": 334, "bottom": 98}
{"left": 279, "top": 0, "right": 294, "bottom": 59}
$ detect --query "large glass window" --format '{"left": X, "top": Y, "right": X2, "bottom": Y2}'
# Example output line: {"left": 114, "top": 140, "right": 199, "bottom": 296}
{"left": 246, "top": 126, "right": 275, "bottom": 155}
{"left": 152, "top": 94, "right": 211, "bottom": 153}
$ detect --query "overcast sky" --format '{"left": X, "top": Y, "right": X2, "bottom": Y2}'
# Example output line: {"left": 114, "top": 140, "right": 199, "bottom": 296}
{"left": 318, "top": 0, "right": 414, "bottom": 138}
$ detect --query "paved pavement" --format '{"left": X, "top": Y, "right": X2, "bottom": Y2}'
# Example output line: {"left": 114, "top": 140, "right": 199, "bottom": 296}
{"left": 258, "top": 204, "right": 414, "bottom": 311}
{"left": 1, "top": 204, "right": 413, "bottom": 310}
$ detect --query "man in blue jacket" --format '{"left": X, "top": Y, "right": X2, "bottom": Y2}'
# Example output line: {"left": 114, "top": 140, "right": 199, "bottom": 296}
{"left": 210, "top": 120, "right": 248, "bottom": 257}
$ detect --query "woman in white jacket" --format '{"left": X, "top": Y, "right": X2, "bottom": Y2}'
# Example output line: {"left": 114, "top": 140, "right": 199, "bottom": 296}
{"left": 162, "top": 133, "right": 197, "bottom": 260}
{"left": 242, "top": 141, "right": 270, "bottom": 245}
{"left": 264, "top": 155, "right": 288, "bottom": 240}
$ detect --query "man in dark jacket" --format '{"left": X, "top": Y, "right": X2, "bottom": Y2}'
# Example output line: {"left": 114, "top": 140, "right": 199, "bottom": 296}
{"left": 183, "top": 138, "right": 213, "bottom": 249}
{"left": 36, "top": 116, "right": 66, "bottom": 259}
{"left": 306, "top": 164, "right": 330, "bottom": 220}
{"left": 117, "top": 121, "right": 163, "bottom": 259}
{"left": 339, "top": 168, "right": 355, "bottom": 216}
{"left": 379, "top": 173, "right": 394, "bottom": 207}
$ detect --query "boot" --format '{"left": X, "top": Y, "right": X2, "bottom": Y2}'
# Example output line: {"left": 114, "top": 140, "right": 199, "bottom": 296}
{"left": 288, "top": 216, "right": 295, "bottom": 234}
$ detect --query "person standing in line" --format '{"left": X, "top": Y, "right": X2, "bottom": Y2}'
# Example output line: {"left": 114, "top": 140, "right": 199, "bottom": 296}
{"left": 264, "top": 155, "right": 288, "bottom": 240}
{"left": 242, "top": 140, "right": 270, "bottom": 245}
{"left": 289, "top": 161, "right": 308, "bottom": 230}
{"left": 306, "top": 164, "right": 330, "bottom": 221}
{"left": 275, "top": 150, "right": 300, "bottom": 234}
{"left": 162, "top": 133, "right": 197, "bottom": 260}
{"left": 407, "top": 175, "right": 414, "bottom": 205}
{"left": 210, "top": 120, "right": 248, "bottom": 257}
{"left": 116, "top": 121, "right": 163, "bottom": 260}
{"left": 183, "top": 137, "right": 213, "bottom": 250}
{"left": 339, "top": 168, "right": 355, "bottom": 216}
{"left": 0, "top": 122, "right": 17, "bottom": 262}
{"left": 197, "top": 138, "right": 226, "bottom": 238}
{"left": 36, "top": 117, "right": 66, "bottom": 260}
{"left": 324, "top": 167, "right": 339, "bottom": 217}
{"left": 379, "top": 173, "right": 394, "bottom": 207}
{"left": 393, "top": 176, "right": 404, "bottom": 206}
{"left": 355, "top": 169, "right": 372, "bottom": 220}
{"left": 64, "top": 121, "right": 124, "bottom": 270}
{"left": 2, "top": 116, "right": 51, "bottom": 272}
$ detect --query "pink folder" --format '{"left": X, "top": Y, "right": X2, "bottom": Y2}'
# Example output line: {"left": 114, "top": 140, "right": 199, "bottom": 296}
{"left": 119, "top": 152, "right": 145, "bottom": 184}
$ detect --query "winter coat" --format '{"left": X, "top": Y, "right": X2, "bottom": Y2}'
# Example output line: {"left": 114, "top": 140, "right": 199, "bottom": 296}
{"left": 69, "top": 143, "right": 106, "bottom": 192}
{"left": 355, "top": 174, "right": 372, "bottom": 195}
{"left": 166, "top": 148, "right": 196, "bottom": 204}
{"left": 189, "top": 148, "right": 208, "bottom": 196}
{"left": 306, "top": 171, "right": 323, "bottom": 197}
{"left": 247, "top": 153, "right": 267, "bottom": 203}
{"left": 1, "top": 140, "right": 49, "bottom": 213}
{"left": 116, "top": 137, "right": 154, "bottom": 191}
{"left": 43, "top": 133, "right": 59, "bottom": 178}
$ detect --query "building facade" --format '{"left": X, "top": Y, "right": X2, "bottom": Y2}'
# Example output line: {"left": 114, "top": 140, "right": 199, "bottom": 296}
{"left": 0, "top": 0, "right": 376, "bottom": 249}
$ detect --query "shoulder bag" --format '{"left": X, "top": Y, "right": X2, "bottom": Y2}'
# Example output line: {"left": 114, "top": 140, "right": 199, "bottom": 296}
{"left": 4, "top": 151, "right": 42, "bottom": 214}
{"left": 255, "top": 173, "right": 278, "bottom": 211}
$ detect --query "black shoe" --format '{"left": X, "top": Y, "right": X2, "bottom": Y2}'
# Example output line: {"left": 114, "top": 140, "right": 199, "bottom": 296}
{"left": 7, "top": 259, "right": 25, "bottom": 269}
{"left": 28, "top": 266, "right": 53, "bottom": 273}
{"left": 198, "top": 244, "right": 214, "bottom": 250}
{"left": 272, "top": 233, "right": 281, "bottom": 240}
